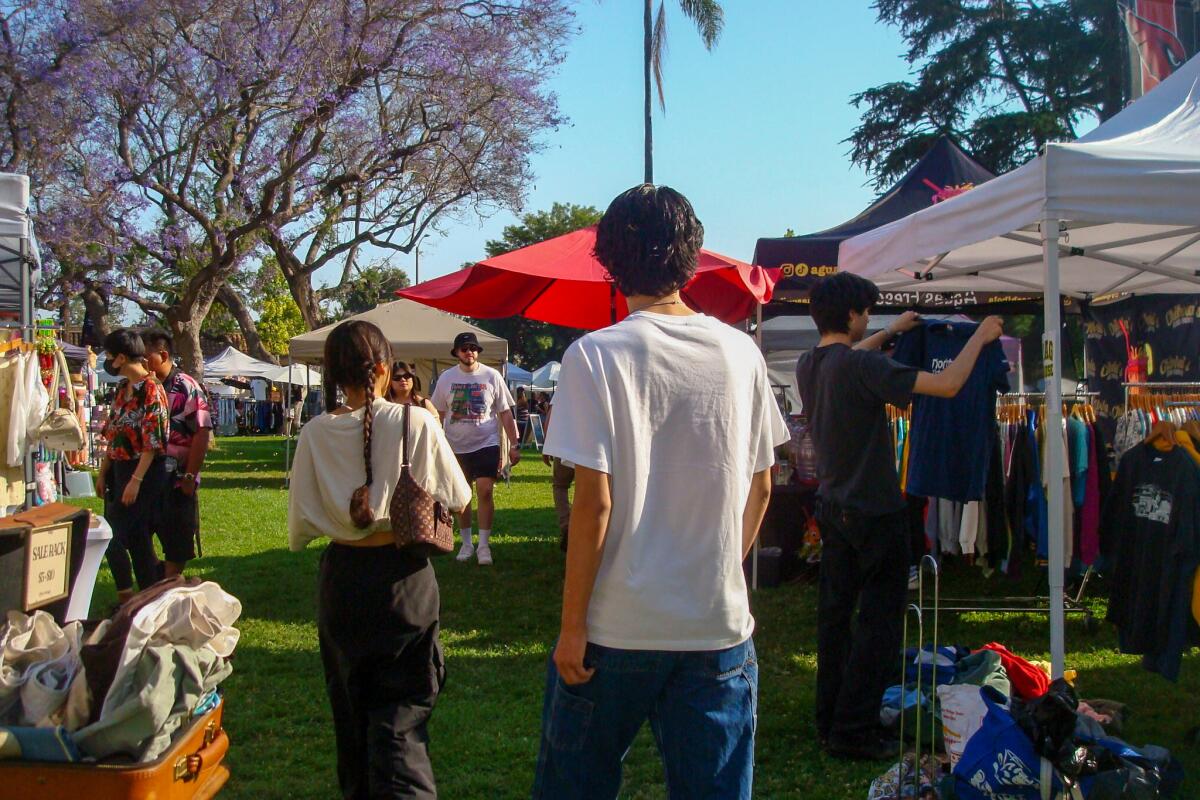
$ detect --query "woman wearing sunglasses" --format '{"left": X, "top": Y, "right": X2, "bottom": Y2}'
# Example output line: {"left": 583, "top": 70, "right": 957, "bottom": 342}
{"left": 386, "top": 361, "right": 440, "bottom": 421}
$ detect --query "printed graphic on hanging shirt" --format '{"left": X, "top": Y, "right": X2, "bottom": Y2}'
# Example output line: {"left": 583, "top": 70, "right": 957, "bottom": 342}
{"left": 431, "top": 363, "right": 512, "bottom": 455}
{"left": 1132, "top": 484, "right": 1173, "bottom": 524}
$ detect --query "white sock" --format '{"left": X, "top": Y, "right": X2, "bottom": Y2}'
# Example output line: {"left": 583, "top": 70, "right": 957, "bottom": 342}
{"left": 478, "top": 529, "right": 491, "bottom": 548}
{"left": 461, "top": 527, "right": 473, "bottom": 547}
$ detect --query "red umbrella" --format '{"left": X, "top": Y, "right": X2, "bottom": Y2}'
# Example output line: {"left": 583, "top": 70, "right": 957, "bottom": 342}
{"left": 397, "top": 226, "right": 776, "bottom": 330}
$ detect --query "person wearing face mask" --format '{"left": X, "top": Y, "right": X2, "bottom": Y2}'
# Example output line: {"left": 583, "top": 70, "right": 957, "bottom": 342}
{"left": 95, "top": 328, "right": 171, "bottom": 604}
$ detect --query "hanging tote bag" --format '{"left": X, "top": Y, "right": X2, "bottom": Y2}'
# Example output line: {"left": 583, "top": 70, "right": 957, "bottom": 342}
{"left": 35, "top": 347, "right": 86, "bottom": 453}
{"left": 388, "top": 403, "right": 455, "bottom": 557}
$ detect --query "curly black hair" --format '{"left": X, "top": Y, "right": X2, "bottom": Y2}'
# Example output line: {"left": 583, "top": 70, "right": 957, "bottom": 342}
{"left": 808, "top": 272, "right": 881, "bottom": 335}
{"left": 593, "top": 184, "right": 704, "bottom": 299}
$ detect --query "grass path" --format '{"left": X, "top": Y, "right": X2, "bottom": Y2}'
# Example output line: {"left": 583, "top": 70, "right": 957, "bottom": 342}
{"left": 71, "top": 436, "right": 1198, "bottom": 798}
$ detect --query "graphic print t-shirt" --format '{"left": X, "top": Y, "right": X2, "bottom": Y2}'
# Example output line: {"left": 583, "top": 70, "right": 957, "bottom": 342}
{"left": 1102, "top": 443, "right": 1200, "bottom": 679}
{"left": 892, "top": 321, "right": 1010, "bottom": 501}
{"left": 430, "top": 363, "right": 513, "bottom": 454}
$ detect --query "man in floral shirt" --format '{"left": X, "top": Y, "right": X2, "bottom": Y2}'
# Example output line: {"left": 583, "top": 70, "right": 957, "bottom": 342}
{"left": 141, "top": 329, "right": 213, "bottom": 577}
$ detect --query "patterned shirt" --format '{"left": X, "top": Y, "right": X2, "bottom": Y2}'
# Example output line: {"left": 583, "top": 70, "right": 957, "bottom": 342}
{"left": 161, "top": 368, "right": 213, "bottom": 462}
{"left": 102, "top": 377, "right": 169, "bottom": 461}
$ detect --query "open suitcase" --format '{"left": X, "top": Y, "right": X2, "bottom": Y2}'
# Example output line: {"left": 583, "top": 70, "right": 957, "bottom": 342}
{"left": 0, "top": 696, "right": 230, "bottom": 799}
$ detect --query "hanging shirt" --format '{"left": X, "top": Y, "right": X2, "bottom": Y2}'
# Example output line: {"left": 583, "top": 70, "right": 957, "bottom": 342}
{"left": 795, "top": 343, "right": 918, "bottom": 515}
{"left": 1102, "top": 443, "right": 1200, "bottom": 680}
{"left": 1067, "top": 417, "right": 1090, "bottom": 508}
{"left": 892, "top": 321, "right": 1010, "bottom": 501}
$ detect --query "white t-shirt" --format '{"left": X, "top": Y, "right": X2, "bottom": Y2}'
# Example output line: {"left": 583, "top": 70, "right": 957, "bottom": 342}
{"left": 287, "top": 400, "right": 472, "bottom": 551}
{"left": 431, "top": 363, "right": 514, "bottom": 454}
{"left": 544, "top": 311, "right": 790, "bottom": 651}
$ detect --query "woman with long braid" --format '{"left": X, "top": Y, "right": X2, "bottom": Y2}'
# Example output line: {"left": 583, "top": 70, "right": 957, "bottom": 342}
{"left": 288, "top": 321, "right": 471, "bottom": 798}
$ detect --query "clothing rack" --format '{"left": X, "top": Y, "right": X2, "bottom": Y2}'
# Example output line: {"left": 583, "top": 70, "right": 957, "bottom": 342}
{"left": 925, "top": 390, "right": 1104, "bottom": 631}
{"left": 1123, "top": 381, "right": 1200, "bottom": 411}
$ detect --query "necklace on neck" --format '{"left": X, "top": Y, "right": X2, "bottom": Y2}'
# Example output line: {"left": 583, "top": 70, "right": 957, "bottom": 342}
{"left": 639, "top": 299, "right": 682, "bottom": 311}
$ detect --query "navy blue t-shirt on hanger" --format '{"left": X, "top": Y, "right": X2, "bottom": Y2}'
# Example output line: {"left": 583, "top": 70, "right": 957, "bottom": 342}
{"left": 892, "top": 321, "right": 1010, "bottom": 501}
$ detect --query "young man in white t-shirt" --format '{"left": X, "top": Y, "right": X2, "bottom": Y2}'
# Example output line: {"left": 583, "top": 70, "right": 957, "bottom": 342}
{"left": 430, "top": 332, "right": 521, "bottom": 565}
{"left": 533, "top": 185, "right": 789, "bottom": 799}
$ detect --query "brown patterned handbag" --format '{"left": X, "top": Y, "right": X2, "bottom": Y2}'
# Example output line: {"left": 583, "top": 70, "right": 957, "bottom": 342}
{"left": 389, "top": 403, "right": 456, "bottom": 557}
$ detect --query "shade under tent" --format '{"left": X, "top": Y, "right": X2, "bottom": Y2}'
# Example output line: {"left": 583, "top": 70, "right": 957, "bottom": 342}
{"left": 838, "top": 53, "right": 1200, "bottom": 677}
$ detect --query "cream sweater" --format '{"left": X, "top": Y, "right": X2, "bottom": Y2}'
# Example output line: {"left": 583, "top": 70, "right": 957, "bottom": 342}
{"left": 287, "top": 399, "right": 472, "bottom": 551}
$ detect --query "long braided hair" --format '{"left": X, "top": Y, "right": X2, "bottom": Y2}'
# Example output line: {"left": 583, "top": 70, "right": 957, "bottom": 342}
{"left": 322, "top": 321, "right": 392, "bottom": 528}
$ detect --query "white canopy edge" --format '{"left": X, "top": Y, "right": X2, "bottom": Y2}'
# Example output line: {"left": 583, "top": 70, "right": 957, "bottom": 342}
{"left": 839, "top": 53, "right": 1200, "bottom": 297}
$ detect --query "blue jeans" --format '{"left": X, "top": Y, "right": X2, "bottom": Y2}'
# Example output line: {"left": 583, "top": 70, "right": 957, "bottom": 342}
{"left": 532, "top": 638, "right": 757, "bottom": 800}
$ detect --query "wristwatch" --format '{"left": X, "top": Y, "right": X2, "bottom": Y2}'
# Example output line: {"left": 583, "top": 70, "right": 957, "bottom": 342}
{"left": 181, "top": 472, "right": 198, "bottom": 485}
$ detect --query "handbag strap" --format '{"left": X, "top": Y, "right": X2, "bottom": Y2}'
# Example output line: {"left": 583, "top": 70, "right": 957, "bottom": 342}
{"left": 401, "top": 402, "right": 411, "bottom": 469}
{"left": 56, "top": 347, "right": 76, "bottom": 414}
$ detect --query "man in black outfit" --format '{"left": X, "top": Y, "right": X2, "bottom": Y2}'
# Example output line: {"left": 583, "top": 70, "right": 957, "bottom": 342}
{"left": 796, "top": 273, "right": 1002, "bottom": 760}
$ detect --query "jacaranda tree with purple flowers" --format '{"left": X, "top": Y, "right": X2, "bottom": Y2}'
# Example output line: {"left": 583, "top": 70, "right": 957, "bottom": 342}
{"left": 4, "top": 0, "right": 571, "bottom": 374}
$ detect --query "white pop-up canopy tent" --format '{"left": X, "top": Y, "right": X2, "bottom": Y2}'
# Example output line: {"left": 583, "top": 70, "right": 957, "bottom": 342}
{"left": 203, "top": 346, "right": 279, "bottom": 379}
{"left": 531, "top": 361, "right": 560, "bottom": 390}
{"left": 839, "top": 53, "right": 1200, "bottom": 677}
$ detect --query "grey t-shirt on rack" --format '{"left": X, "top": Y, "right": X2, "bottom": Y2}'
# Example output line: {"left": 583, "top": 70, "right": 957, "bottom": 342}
{"left": 795, "top": 343, "right": 918, "bottom": 516}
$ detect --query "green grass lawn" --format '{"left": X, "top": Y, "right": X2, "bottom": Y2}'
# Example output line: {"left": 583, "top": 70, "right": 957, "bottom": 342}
{"left": 70, "top": 436, "right": 1198, "bottom": 798}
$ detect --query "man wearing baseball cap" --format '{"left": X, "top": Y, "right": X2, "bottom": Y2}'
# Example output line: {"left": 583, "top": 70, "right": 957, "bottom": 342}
{"left": 430, "top": 331, "right": 521, "bottom": 565}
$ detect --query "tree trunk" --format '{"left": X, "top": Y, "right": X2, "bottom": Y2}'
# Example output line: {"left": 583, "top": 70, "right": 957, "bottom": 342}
{"left": 167, "top": 311, "right": 206, "bottom": 381}
{"left": 79, "top": 285, "right": 112, "bottom": 346}
{"left": 165, "top": 278, "right": 224, "bottom": 379}
{"left": 643, "top": 0, "right": 654, "bottom": 184}
{"left": 290, "top": 278, "right": 323, "bottom": 331}
{"left": 217, "top": 284, "right": 279, "bottom": 364}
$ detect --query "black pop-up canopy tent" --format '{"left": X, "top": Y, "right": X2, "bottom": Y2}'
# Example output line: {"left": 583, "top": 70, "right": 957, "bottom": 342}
{"left": 754, "top": 136, "right": 1001, "bottom": 308}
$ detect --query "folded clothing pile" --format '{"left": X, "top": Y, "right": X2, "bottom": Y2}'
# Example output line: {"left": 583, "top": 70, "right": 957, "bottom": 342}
{"left": 0, "top": 576, "right": 240, "bottom": 764}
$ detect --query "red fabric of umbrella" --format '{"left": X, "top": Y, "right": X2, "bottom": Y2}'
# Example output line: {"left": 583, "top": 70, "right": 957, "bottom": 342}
{"left": 397, "top": 226, "right": 776, "bottom": 330}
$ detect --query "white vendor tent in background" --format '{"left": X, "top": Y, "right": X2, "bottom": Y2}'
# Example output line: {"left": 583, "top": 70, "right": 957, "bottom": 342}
{"left": 203, "top": 346, "right": 278, "bottom": 379}
{"left": 260, "top": 363, "right": 321, "bottom": 386}
{"left": 530, "top": 361, "right": 560, "bottom": 390}
{"left": 284, "top": 299, "right": 509, "bottom": 476}
{"left": 288, "top": 298, "right": 507, "bottom": 389}
{"left": 839, "top": 53, "right": 1200, "bottom": 678}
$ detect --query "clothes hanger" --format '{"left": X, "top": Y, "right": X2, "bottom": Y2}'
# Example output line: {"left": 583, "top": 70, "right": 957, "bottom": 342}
{"left": 1145, "top": 419, "right": 1177, "bottom": 452}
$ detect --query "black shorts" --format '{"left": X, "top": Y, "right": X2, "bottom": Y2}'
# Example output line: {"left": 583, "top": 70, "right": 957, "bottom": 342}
{"left": 155, "top": 481, "right": 200, "bottom": 563}
{"left": 455, "top": 445, "right": 501, "bottom": 482}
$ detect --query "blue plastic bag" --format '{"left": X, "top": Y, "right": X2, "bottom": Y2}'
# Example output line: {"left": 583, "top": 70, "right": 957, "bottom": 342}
{"left": 952, "top": 686, "right": 1071, "bottom": 799}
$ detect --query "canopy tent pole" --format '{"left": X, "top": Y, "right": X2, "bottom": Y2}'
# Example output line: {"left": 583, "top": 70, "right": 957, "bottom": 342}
{"left": 1042, "top": 218, "right": 1067, "bottom": 678}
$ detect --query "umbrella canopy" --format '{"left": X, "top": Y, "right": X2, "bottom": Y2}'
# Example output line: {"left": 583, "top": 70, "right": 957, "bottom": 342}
{"left": 260, "top": 363, "right": 322, "bottom": 386}
{"left": 397, "top": 226, "right": 776, "bottom": 330}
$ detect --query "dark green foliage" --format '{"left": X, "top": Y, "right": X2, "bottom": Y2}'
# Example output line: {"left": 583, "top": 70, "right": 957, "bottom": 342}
{"left": 331, "top": 264, "right": 411, "bottom": 318}
{"left": 848, "top": 0, "right": 1125, "bottom": 187}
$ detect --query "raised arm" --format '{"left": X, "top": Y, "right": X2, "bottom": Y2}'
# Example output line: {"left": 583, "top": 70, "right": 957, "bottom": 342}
{"left": 913, "top": 316, "right": 1004, "bottom": 398}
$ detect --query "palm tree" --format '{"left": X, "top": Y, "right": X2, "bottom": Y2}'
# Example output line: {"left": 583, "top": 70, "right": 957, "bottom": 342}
{"left": 644, "top": 0, "right": 724, "bottom": 183}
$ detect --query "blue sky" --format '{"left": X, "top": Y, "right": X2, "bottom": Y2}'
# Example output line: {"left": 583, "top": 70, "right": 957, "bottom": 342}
{"left": 357, "top": 2, "right": 912, "bottom": 285}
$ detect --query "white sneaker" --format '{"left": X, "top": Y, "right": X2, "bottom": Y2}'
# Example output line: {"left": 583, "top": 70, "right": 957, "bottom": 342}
{"left": 476, "top": 544, "right": 493, "bottom": 566}
{"left": 907, "top": 566, "right": 920, "bottom": 591}
{"left": 456, "top": 542, "right": 475, "bottom": 562}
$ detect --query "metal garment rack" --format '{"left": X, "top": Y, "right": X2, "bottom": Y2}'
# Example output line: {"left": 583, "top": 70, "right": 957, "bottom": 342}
{"left": 0, "top": 234, "right": 38, "bottom": 510}
{"left": 1122, "top": 380, "right": 1200, "bottom": 411}
{"left": 918, "top": 389, "right": 1104, "bottom": 629}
